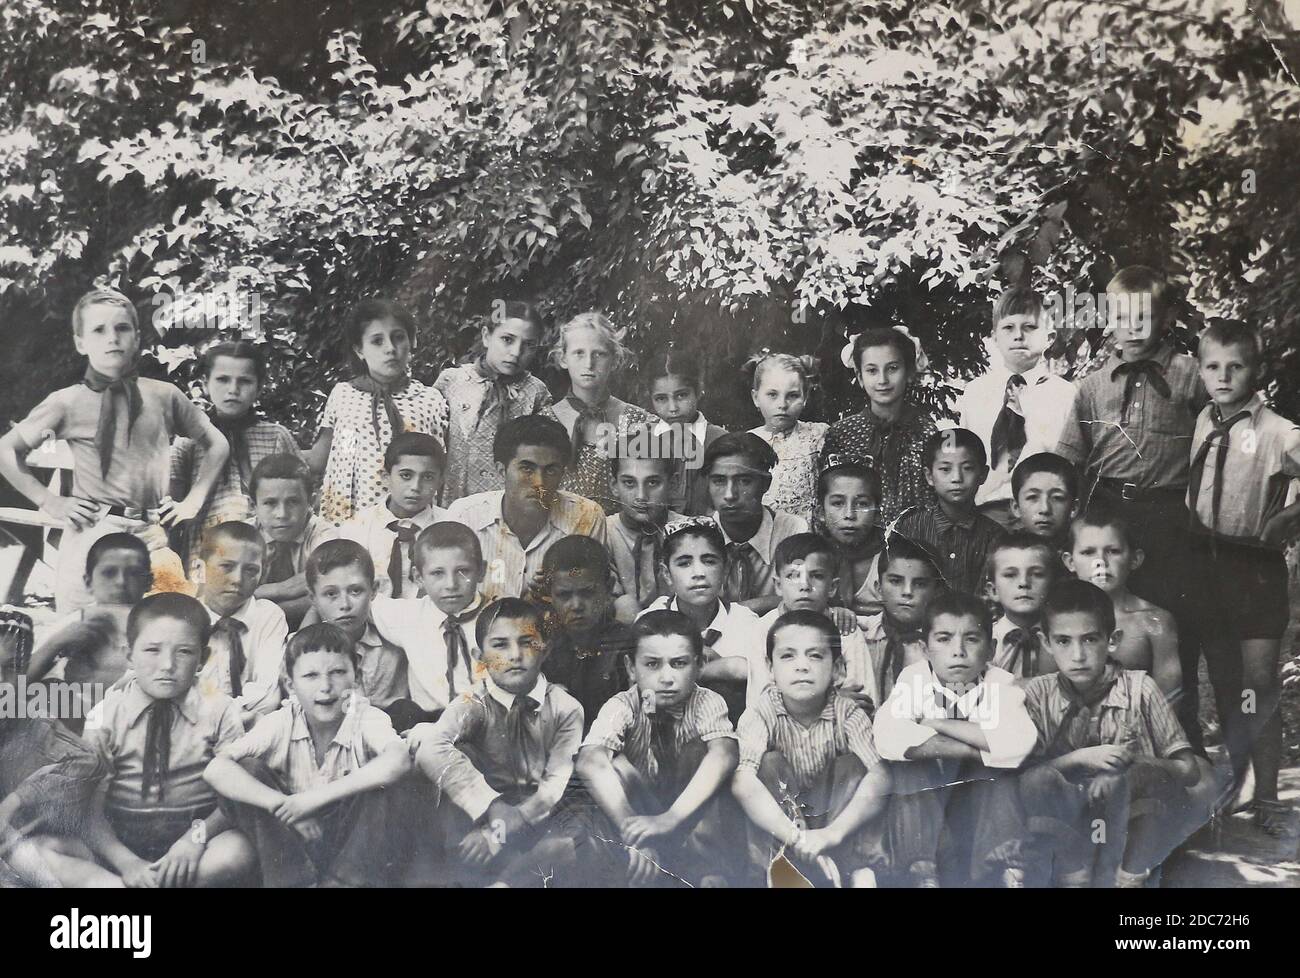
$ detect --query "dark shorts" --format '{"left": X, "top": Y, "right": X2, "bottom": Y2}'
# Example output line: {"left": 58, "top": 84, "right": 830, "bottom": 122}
{"left": 105, "top": 804, "right": 215, "bottom": 863}
{"left": 1190, "top": 537, "right": 1289, "bottom": 640}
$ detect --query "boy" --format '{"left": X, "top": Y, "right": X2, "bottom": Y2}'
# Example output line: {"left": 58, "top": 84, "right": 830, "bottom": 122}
{"left": 893, "top": 428, "right": 1005, "bottom": 596}
{"left": 874, "top": 591, "right": 1036, "bottom": 887}
{"left": 859, "top": 536, "right": 943, "bottom": 707}
{"left": 446, "top": 415, "right": 610, "bottom": 604}
{"left": 1064, "top": 512, "right": 1180, "bottom": 701}
{"left": 577, "top": 609, "right": 741, "bottom": 886}
{"left": 705, "top": 432, "right": 809, "bottom": 614}
{"left": 0, "top": 288, "right": 229, "bottom": 612}
{"left": 251, "top": 453, "right": 336, "bottom": 629}
{"left": 1019, "top": 579, "right": 1203, "bottom": 887}
{"left": 338, "top": 431, "right": 447, "bottom": 598}
{"left": 204, "top": 623, "right": 412, "bottom": 887}
{"left": 410, "top": 598, "right": 584, "bottom": 887}
{"left": 956, "top": 287, "right": 1076, "bottom": 529}
{"left": 986, "top": 533, "right": 1058, "bottom": 679}
{"left": 606, "top": 439, "right": 683, "bottom": 612}
{"left": 194, "top": 522, "right": 289, "bottom": 724}
{"left": 169, "top": 340, "right": 301, "bottom": 568}
{"left": 731, "top": 609, "right": 892, "bottom": 888}
{"left": 815, "top": 454, "right": 887, "bottom": 617}
{"left": 1008, "top": 451, "right": 1079, "bottom": 553}
{"left": 30, "top": 593, "right": 255, "bottom": 886}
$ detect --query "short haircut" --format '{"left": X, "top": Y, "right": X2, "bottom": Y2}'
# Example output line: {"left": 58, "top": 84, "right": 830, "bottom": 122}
{"left": 922, "top": 428, "right": 987, "bottom": 469}
{"left": 127, "top": 592, "right": 212, "bottom": 649}
{"left": 1043, "top": 578, "right": 1116, "bottom": 635}
{"left": 766, "top": 608, "right": 842, "bottom": 663}
{"left": 923, "top": 590, "right": 993, "bottom": 639}
{"left": 1067, "top": 508, "right": 1136, "bottom": 552}
{"left": 816, "top": 459, "right": 880, "bottom": 505}
{"left": 284, "top": 622, "right": 361, "bottom": 677}
{"left": 202, "top": 340, "right": 266, "bottom": 384}
{"left": 474, "top": 597, "right": 546, "bottom": 650}
{"left": 1198, "top": 318, "right": 1263, "bottom": 371}
{"left": 849, "top": 326, "right": 916, "bottom": 376}
{"left": 1106, "top": 265, "right": 1171, "bottom": 327}
{"left": 630, "top": 609, "right": 704, "bottom": 663}
{"left": 541, "top": 534, "right": 613, "bottom": 592}
{"left": 413, "top": 521, "right": 483, "bottom": 570}
{"left": 347, "top": 298, "right": 416, "bottom": 350}
{"left": 85, "top": 532, "right": 149, "bottom": 576}
{"left": 662, "top": 520, "right": 726, "bottom": 562}
{"left": 198, "top": 520, "right": 265, "bottom": 561}
{"left": 383, "top": 431, "right": 446, "bottom": 472}
{"left": 493, "top": 414, "right": 571, "bottom": 467}
{"left": 609, "top": 424, "right": 673, "bottom": 476}
{"left": 992, "top": 286, "right": 1044, "bottom": 326}
{"left": 549, "top": 311, "right": 629, "bottom": 371}
{"left": 250, "top": 453, "right": 313, "bottom": 501}
{"left": 486, "top": 299, "right": 543, "bottom": 334}
{"left": 985, "top": 531, "right": 1060, "bottom": 582}
{"left": 703, "top": 431, "right": 778, "bottom": 476}
{"left": 305, "top": 539, "right": 376, "bottom": 590}
{"left": 773, "top": 532, "right": 835, "bottom": 573}
{"left": 72, "top": 288, "right": 137, "bottom": 336}
{"left": 645, "top": 347, "right": 704, "bottom": 391}
{"left": 1011, "top": 451, "right": 1078, "bottom": 500}
{"left": 880, "top": 534, "right": 942, "bottom": 579}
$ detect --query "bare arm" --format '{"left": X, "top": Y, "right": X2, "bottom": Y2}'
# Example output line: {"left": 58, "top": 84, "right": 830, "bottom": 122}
{"left": 290, "top": 743, "right": 412, "bottom": 814}
{"left": 576, "top": 744, "right": 638, "bottom": 828}
{"left": 664, "top": 737, "right": 738, "bottom": 829}
{"left": 306, "top": 429, "right": 332, "bottom": 483}
{"left": 732, "top": 767, "right": 800, "bottom": 845}
{"left": 0, "top": 406, "right": 100, "bottom": 529}
{"left": 1148, "top": 611, "right": 1183, "bottom": 704}
{"left": 203, "top": 755, "right": 287, "bottom": 812}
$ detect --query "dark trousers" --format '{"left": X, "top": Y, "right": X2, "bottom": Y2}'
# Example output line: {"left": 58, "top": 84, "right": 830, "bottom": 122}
{"left": 383, "top": 699, "right": 442, "bottom": 734}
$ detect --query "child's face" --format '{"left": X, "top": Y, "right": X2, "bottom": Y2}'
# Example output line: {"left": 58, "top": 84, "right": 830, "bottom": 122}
{"left": 649, "top": 374, "right": 700, "bottom": 425}
{"left": 629, "top": 635, "right": 700, "bottom": 710}
{"left": 353, "top": 317, "right": 411, "bottom": 384}
{"left": 1011, "top": 472, "right": 1076, "bottom": 540}
{"left": 206, "top": 355, "right": 260, "bottom": 419}
{"left": 750, "top": 366, "right": 806, "bottom": 434}
{"left": 310, "top": 564, "right": 375, "bottom": 640}
{"left": 74, "top": 304, "right": 139, "bottom": 377}
{"left": 499, "top": 443, "right": 566, "bottom": 515}
{"left": 989, "top": 547, "right": 1052, "bottom": 619}
{"left": 386, "top": 453, "right": 441, "bottom": 518}
{"left": 1044, "top": 610, "right": 1116, "bottom": 691}
{"left": 199, "top": 539, "right": 264, "bottom": 615}
{"left": 926, "top": 613, "right": 992, "bottom": 686}
{"left": 416, "top": 545, "right": 483, "bottom": 615}
{"left": 1198, "top": 339, "right": 1256, "bottom": 411}
{"left": 663, "top": 536, "right": 724, "bottom": 611}
{"left": 255, "top": 478, "right": 312, "bottom": 542}
{"left": 549, "top": 565, "right": 610, "bottom": 636}
{"left": 925, "top": 445, "right": 987, "bottom": 508}
{"left": 560, "top": 326, "right": 616, "bottom": 394}
{"left": 1107, "top": 287, "right": 1164, "bottom": 360}
{"left": 708, "top": 454, "right": 767, "bottom": 521}
{"left": 993, "top": 314, "right": 1051, "bottom": 374}
{"left": 481, "top": 317, "right": 542, "bottom": 377}
{"left": 479, "top": 615, "right": 546, "bottom": 695}
{"left": 881, "top": 557, "right": 940, "bottom": 627}
{"left": 775, "top": 553, "right": 837, "bottom": 613}
{"left": 769, "top": 623, "right": 835, "bottom": 708}
{"left": 128, "top": 616, "right": 205, "bottom": 701}
{"left": 86, "top": 547, "right": 152, "bottom": 606}
{"left": 818, "top": 473, "right": 878, "bottom": 546}
{"left": 855, "top": 344, "right": 909, "bottom": 410}
{"left": 290, "top": 649, "right": 357, "bottom": 726}
{"left": 611, "top": 459, "right": 671, "bottom": 527}
{"left": 1065, "top": 524, "right": 1140, "bottom": 595}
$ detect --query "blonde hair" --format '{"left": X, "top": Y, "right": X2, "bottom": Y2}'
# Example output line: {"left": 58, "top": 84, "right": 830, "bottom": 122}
{"left": 548, "top": 311, "right": 629, "bottom": 371}
{"left": 747, "top": 352, "right": 819, "bottom": 395}
{"left": 72, "top": 288, "right": 138, "bottom": 336}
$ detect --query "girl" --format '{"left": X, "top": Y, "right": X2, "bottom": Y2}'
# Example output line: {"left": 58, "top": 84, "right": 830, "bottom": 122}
{"left": 821, "top": 326, "right": 936, "bottom": 526}
{"left": 550, "top": 312, "right": 653, "bottom": 514}
{"left": 813, "top": 456, "right": 886, "bottom": 618}
{"left": 309, "top": 300, "right": 449, "bottom": 525}
{"left": 747, "top": 352, "right": 827, "bottom": 522}
{"left": 646, "top": 348, "right": 728, "bottom": 517}
{"left": 433, "top": 300, "right": 555, "bottom": 505}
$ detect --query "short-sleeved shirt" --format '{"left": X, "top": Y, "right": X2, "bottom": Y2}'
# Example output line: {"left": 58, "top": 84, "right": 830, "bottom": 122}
{"left": 353, "top": 622, "right": 410, "bottom": 708}
{"left": 337, "top": 499, "right": 446, "bottom": 597}
{"left": 219, "top": 694, "right": 402, "bottom": 794}
{"left": 583, "top": 684, "right": 735, "bottom": 782}
{"left": 821, "top": 404, "right": 937, "bottom": 526}
{"left": 606, "top": 510, "right": 683, "bottom": 609}
{"left": 21, "top": 378, "right": 210, "bottom": 509}
{"left": 751, "top": 421, "right": 829, "bottom": 522}
{"left": 736, "top": 685, "right": 881, "bottom": 795}
{"left": 197, "top": 595, "right": 289, "bottom": 716}
{"left": 892, "top": 501, "right": 1006, "bottom": 596}
{"left": 712, "top": 507, "right": 811, "bottom": 600}
{"left": 317, "top": 380, "right": 450, "bottom": 525}
{"left": 639, "top": 596, "right": 770, "bottom": 705}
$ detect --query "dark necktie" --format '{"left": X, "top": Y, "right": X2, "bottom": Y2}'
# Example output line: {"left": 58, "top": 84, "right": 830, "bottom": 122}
{"left": 474, "top": 358, "right": 513, "bottom": 429}
{"left": 881, "top": 620, "right": 920, "bottom": 691}
{"left": 264, "top": 540, "right": 296, "bottom": 584}
{"left": 505, "top": 693, "right": 540, "bottom": 786}
{"left": 1111, "top": 359, "right": 1172, "bottom": 421}
{"left": 442, "top": 610, "right": 476, "bottom": 698}
{"left": 723, "top": 541, "right": 755, "bottom": 602}
{"left": 212, "top": 616, "right": 249, "bottom": 697}
{"left": 1049, "top": 661, "right": 1123, "bottom": 756}
{"left": 650, "top": 712, "right": 680, "bottom": 784}
{"left": 631, "top": 525, "right": 663, "bottom": 606}
{"left": 989, "top": 374, "right": 1028, "bottom": 470}
{"left": 1001, "top": 626, "right": 1039, "bottom": 678}
{"left": 348, "top": 374, "right": 408, "bottom": 443}
{"left": 210, "top": 411, "right": 257, "bottom": 492}
{"left": 1187, "top": 407, "right": 1251, "bottom": 538}
{"left": 83, "top": 365, "right": 142, "bottom": 477}
{"left": 141, "top": 700, "right": 175, "bottom": 802}
{"left": 565, "top": 395, "right": 607, "bottom": 465}
{"left": 386, "top": 521, "right": 419, "bottom": 598}
{"left": 701, "top": 628, "right": 722, "bottom": 661}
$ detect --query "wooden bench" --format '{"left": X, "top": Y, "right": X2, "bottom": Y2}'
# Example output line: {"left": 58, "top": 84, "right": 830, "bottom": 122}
{"left": 0, "top": 439, "right": 74, "bottom": 604}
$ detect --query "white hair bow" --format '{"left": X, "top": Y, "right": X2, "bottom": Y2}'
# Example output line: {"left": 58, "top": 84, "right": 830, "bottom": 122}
{"left": 839, "top": 325, "right": 930, "bottom": 373}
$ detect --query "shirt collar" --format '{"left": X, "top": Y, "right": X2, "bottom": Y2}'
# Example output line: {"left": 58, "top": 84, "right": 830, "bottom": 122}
{"left": 666, "top": 597, "right": 730, "bottom": 634}
{"left": 378, "top": 498, "right": 440, "bottom": 529}
{"left": 769, "top": 682, "right": 837, "bottom": 722}
{"left": 121, "top": 677, "right": 200, "bottom": 727}
{"left": 288, "top": 693, "right": 369, "bottom": 748}
{"left": 1110, "top": 336, "right": 1176, "bottom": 369}
{"left": 1214, "top": 392, "right": 1264, "bottom": 423}
{"left": 930, "top": 501, "right": 976, "bottom": 532}
{"left": 204, "top": 595, "right": 256, "bottom": 626}
{"left": 653, "top": 413, "right": 709, "bottom": 442}
{"left": 714, "top": 506, "right": 775, "bottom": 554}
{"left": 484, "top": 672, "right": 548, "bottom": 710}
{"left": 429, "top": 593, "right": 486, "bottom": 627}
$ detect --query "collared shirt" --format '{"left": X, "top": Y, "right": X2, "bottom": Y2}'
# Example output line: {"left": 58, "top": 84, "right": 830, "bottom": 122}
{"left": 85, "top": 678, "right": 243, "bottom": 812}
{"left": 606, "top": 510, "right": 683, "bottom": 609}
{"left": 197, "top": 595, "right": 289, "bottom": 717}
{"left": 369, "top": 594, "right": 486, "bottom": 711}
{"left": 858, "top": 612, "right": 926, "bottom": 709}
{"left": 337, "top": 498, "right": 447, "bottom": 596}
{"left": 654, "top": 413, "right": 728, "bottom": 516}
{"left": 1056, "top": 339, "right": 1208, "bottom": 489}
{"left": 445, "top": 489, "right": 611, "bottom": 603}
{"left": 219, "top": 694, "right": 402, "bottom": 794}
{"left": 751, "top": 421, "right": 829, "bottom": 522}
{"left": 736, "top": 685, "right": 881, "bottom": 795}
{"left": 1022, "top": 668, "right": 1190, "bottom": 761}
{"left": 760, "top": 603, "right": 880, "bottom": 708}
{"left": 874, "top": 660, "right": 1036, "bottom": 768}
{"left": 354, "top": 621, "right": 409, "bottom": 708}
{"left": 416, "top": 674, "right": 584, "bottom": 824}
{"left": 583, "top": 684, "right": 735, "bottom": 783}
{"left": 1188, "top": 393, "right": 1300, "bottom": 545}
{"left": 954, "top": 361, "right": 1076, "bottom": 505}
{"left": 258, "top": 515, "right": 338, "bottom": 582}
{"left": 542, "top": 621, "right": 634, "bottom": 732}
{"left": 712, "top": 506, "right": 811, "bottom": 599}
{"left": 892, "top": 501, "right": 1006, "bottom": 595}
{"left": 639, "top": 596, "right": 770, "bottom": 705}
{"left": 989, "top": 615, "right": 1047, "bottom": 678}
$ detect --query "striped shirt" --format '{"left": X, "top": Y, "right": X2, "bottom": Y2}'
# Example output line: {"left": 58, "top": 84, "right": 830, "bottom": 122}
{"left": 583, "top": 684, "right": 735, "bottom": 782}
{"left": 891, "top": 501, "right": 1005, "bottom": 595}
{"left": 639, "top": 597, "right": 770, "bottom": 706}
{"left": 736, "top": 685, "right": 881, "bottom": 795}
{"left": 760, "top": 604, "right": 880, "bottom": 708}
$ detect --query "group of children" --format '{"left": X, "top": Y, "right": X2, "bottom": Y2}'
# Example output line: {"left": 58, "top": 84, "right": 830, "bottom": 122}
{"left": 0, "top": 263, "right": 1295, "bottom": 888}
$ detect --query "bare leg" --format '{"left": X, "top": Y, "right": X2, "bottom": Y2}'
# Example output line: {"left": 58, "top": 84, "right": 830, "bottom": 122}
{"left": 1240, "top": 638, "right": 1283, "bottom": 804}
{"left": 191, "top": 828, "right": 257, "bottom": 887}
{"left": 21, "top": 835, "right": 123, "bottom": 887}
